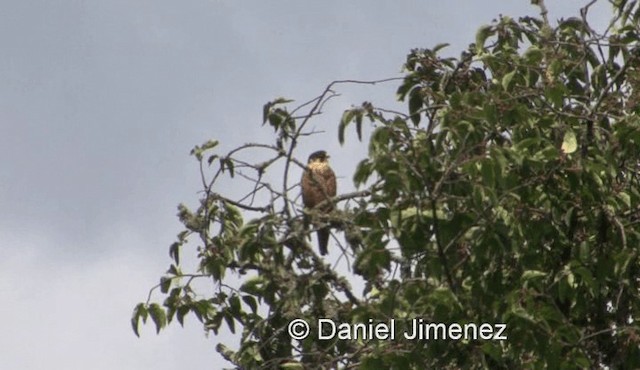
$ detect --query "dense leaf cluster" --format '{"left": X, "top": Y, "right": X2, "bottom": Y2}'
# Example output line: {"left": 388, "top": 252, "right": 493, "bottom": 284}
{"left": 134, "top": 2, "right": 640, "bottom": 368}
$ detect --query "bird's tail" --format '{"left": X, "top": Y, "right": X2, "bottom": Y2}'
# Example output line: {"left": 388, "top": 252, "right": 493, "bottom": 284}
{"left": 317, "top": 227, "right": 329, "bottom": 256}
{"left": 303, "top": 213, "right": 310, "bottom": 231}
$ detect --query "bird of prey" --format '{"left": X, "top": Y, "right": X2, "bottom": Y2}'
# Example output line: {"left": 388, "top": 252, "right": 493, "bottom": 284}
{"left": 301, "top": 150, "right": 337, "bottom": 255}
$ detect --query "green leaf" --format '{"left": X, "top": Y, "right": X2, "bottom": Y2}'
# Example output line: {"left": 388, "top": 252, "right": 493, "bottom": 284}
{"left": 617, "top": 192, "right": 631, "bottom": 208}
{"left": 176, "top": 305, "right": 190, "bottom": 326}
{"left": 574, "top": 266, "right": 596, "bottom": 293}
{"left": 356, "top": 112, "right": 363, "bottom": 141}
{"left": 207, "top": 154, "right": 219, "bottom": 166}
{"left": 408, "top": 88, "right": 423, "bottom": 126}
{"left": 561, "top": 130, "right": 578, "bottom": 154}
{"left": 483, "top": 102, "right": 498, "bottom": 124}
{"left": 545, "top": 85, "right": 565, "bottom": 107}
{"left": 169, "top": 242, "right": 181, "bottom": 265}
{"left": 160, "top": 276, "right": 172, "bottom": 293}
{"left": 522, "top": 270, "right": 547, "bottom": 280}
{"left": 224, "top": 311, "right": 236, "bottom": 333}
{"left": 280, "top": 362, "right": 304, "bottom": 369}
{"left": 190, "top": 145, "right": 203, "bottom": 161}
{"left": 432, "top": 43, "right": 450, "bottom": 53}
{"left": 148, "top": 303, "right": 167, "bottom": 334}
{"left": 242, "top": 295, "right": 258, "bottom": 314}
{"left": 475, "top": 25, "right": 493, "bottom": 53}
{"left": 574, "top": 354, "right": 592, "bottom": 368}
{"left": 219, "top": 157, "right": 236, "bottom": 177}
{"left": 481, "top": 160, "right": 496, "bottom": 188}
{"left": 131, "top": 303, "right": 148, "bottom": 337}
{"left": 429, "top": 286, "right": 461, "bottom": 309}
{"left": 558, "top": 17, "right": 585, "bottom": 33}
{"left": 201, "top": 139, "right": 219, "bottom": 152}
{"left": 502, "top": 70, "right": 517, "bottom": 91}
{"left": 339, "top": 108, "right": 364, "bottom": 144}
{"left": 353, "top": 159, "right": 373, "bottom": 187}
{"left": 523, "top": 46, "right": 544, "bottom": 64}
{"left": 262, "top": 97, "right": 293, "bottom": 124}
{"left": 360, "top": 356, "right": 385, "bottom": 370}
{"left": 338, "top": 109, "right": 354, "bottom": 145}
{"left": 240, "top": 276, "right": 265, "bottom": 295}
{"left": 216, "top": 343, "right": 235, "bottom": 361}
{"left": 229, "top": 295, "right": 242, "bottom": 316}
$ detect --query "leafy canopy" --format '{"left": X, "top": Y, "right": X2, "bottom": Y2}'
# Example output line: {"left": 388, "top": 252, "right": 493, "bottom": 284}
{"left": 134, "top": 1, "right": 640, "bottom": 368}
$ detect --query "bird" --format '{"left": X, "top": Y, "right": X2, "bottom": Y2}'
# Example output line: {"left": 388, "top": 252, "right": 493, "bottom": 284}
{"left": 301, "top": 150, "right": 337, "bottom": 255}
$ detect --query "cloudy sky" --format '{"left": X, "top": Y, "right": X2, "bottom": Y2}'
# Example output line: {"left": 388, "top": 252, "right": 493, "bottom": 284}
{"left": 0, "top": 1, "right": 609, "bottom": 369}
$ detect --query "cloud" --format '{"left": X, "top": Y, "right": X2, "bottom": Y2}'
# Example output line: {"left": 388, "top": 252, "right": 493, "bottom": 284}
{"left": 0, "top": 228, "right": 225, "bottom": 370}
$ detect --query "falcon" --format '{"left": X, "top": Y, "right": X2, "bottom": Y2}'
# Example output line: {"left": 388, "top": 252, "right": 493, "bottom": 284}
{"left": 301, "top": 150, "right": 337, "bottom": 255}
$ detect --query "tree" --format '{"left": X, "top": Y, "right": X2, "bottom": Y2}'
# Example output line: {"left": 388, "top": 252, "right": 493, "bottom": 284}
{"left": 133, "top": 1, "right": 640, "bottom": 368}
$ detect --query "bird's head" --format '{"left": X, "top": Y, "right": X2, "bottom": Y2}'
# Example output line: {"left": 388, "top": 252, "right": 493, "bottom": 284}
{"left": 307, "top": 150, "right": 330, "bottom": 164}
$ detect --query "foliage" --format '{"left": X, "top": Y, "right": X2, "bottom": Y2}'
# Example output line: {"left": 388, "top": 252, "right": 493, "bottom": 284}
{"left": 134, "top": 1, "right": 640, "bottom": 368}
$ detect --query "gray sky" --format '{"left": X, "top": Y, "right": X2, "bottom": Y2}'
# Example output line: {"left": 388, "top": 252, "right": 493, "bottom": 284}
{"left": 0, "top": 1, "right": 608, "bottom": 369}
